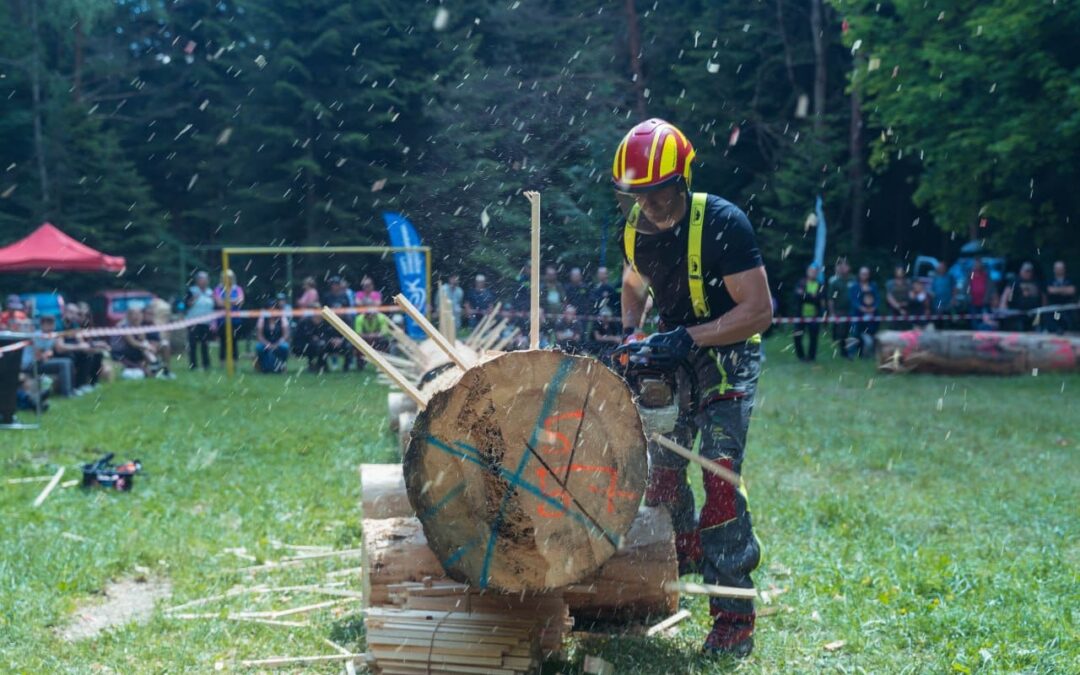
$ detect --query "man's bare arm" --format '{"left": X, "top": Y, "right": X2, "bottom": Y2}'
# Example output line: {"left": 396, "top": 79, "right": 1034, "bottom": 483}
{"left": 621, "top": 265, "right": 650, "bottom": 330}
{"left": 686, "top": 266, "right": 773, "bottom": 347}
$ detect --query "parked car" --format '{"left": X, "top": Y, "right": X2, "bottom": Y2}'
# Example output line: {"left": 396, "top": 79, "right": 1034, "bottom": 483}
{"left": 913, "top": 242, "right": 1006, "bottom": 306}
{"left": 90, "top": 290, "right": 159, "bottom": 327}
{"left": 18, "top": 292, "right": 65, "bottom": 322}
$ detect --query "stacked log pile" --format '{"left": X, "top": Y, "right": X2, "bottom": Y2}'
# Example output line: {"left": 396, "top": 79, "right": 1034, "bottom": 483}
{"left": 365, "top": 578, "right": 572, "bottom": 673}
{"left": 361, "top": 463, "right": 678, "bottom": 620}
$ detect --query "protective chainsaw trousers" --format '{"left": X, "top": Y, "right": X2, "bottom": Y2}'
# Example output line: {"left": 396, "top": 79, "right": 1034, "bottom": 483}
{"left": 644, "top": 339, "right": 761, "bottom": 616}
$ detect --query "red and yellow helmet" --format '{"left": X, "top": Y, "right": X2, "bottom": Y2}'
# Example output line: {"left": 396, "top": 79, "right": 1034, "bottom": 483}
{"left": 611, "top": 118, "right": 696, "bottom": 193}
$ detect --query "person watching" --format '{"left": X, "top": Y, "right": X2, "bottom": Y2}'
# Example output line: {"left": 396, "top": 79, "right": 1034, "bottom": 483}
{"left": 186, "top": 270, "right": 216, "bottom": 370}
{"left": 793, "top": 265, "right": 826, "bottom": 362}
{"left": 54, "top": 305, "right": 105, "bottom": 394}
{"left": 255, "top": 295, "right": 290, "bottom": 373}
{"left": 1045, "top": 261, "right": 1076, "bottom": 333}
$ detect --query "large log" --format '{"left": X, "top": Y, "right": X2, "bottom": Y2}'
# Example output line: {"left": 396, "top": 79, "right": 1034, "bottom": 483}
{"left": 361, "top": 464, "right": 677, "bottom": 620}
{"left": 877, "top": 329, "right": 1080, "bottom": 375}
{"left": 361, "top": 512, "right": 677, "bottom": 620}
{"left": 404, "top": 350, "right": 647, "bottom": 592}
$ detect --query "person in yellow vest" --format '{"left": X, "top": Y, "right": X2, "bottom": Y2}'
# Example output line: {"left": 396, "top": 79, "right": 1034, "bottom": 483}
{"left": 793, "top": 264, "right": 826, "bottom": 362}
{"left": 354, "top": 297, "right": 392, "bottom": 368}
{"left": 612, "top": 118, "right": 773, "bottom": 658}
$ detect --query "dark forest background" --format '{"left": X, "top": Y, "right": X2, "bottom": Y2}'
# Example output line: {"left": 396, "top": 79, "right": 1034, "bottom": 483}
{"left": 1, "top": 0, "right": 1078, "bottom": 302}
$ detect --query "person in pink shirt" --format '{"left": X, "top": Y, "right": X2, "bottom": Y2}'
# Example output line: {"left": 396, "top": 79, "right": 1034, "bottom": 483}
{"left": 354, "top": 276, "right": 382, "bottom": 307}
{"left": 296, "top": 276, "right": 320, "bottom": 308}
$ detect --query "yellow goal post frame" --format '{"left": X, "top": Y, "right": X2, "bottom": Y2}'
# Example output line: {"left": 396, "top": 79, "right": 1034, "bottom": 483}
{"left": 220, "top": 245, "right": 432, "bottom": 376}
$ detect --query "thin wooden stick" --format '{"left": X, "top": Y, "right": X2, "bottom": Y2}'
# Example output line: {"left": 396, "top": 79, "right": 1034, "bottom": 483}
{"left": 491, "top": 326, "right": 521, "bottom": 352}
{"left": 651, "top": 433, "right": 742, "bottom": 487}
{"left": 168, "top": 613, "right": 310, "bottom": 628}
{"left": 393, "top": 294, "right": 471, "bottom": 370}
{"left": 7, "top": 475, "right": 52, "bottom": 484}
{"left": 524, "top": 191, "right": 541, "bottom": 349}
{"left": 466, "top": 303, "right": 502, "bottom": 348}
{"left": 321, "top": 308, "right": 425, "bottom": 408}
{"left": 32, "top": 467, "right": 65, "bottom": 508}
{"left": 239, "top": 653, "right": 365, "bottom": 668}
{"left": 663, "top": 581, "right": 758, "bottom": 600}
{"left": 645, "top": 609, "right": 692, "bottom": 636}
{"left": 383, "top": 318, "right": 428, "bottom": 364}
{"left": 438, "top": 282, "right": 456, "bottom": 343}
{"left": 477, "top": 318, "right": 510, "bottom": 351}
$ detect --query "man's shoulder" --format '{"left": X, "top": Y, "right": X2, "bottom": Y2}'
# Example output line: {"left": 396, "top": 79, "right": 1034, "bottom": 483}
{"left": 701, "top": 194, "right": 751, "bottom": 228}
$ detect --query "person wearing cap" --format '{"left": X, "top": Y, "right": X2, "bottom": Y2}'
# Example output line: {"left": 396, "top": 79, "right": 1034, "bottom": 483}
{"left": 324, "top": 276, "right": 356, "bottom": 371}
{"left": 611, "top": 118, "right": 773, "bottom": 657}
{"left": 1, "top": 295, "right": 29, "bottom": 330}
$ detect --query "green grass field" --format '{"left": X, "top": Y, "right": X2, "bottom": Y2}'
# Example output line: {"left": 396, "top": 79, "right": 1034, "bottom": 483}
{"left": 1, "top": 342, "right": 1077, "bottom": 673}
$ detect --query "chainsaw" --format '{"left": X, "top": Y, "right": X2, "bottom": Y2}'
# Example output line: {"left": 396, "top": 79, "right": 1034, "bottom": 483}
{"left": 81, "top": 452, "right": 142, "bottom": 491}
{"left": 608, "top": 345, "right": 698, "bottom": 436}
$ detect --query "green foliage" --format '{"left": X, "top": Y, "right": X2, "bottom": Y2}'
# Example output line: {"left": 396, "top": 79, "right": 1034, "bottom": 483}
{"left": 837, "top": 0, "right": 1080, "bottom": 260}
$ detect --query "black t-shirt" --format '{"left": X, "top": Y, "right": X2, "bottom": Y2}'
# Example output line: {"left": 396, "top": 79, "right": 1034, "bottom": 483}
{"left": 620, "top": 194, "right": 763, "bottom": 327}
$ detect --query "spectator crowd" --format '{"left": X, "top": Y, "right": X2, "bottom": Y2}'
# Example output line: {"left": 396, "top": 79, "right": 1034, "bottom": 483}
{"left": 1, "top": 253, "right": 1075, "bottom": 424}
{"left": 791, "top": 258, "right": 1076, "bottom": 362}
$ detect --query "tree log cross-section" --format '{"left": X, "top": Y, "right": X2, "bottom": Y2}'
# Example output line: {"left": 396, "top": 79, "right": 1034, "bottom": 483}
{"left": 404, "top": 350, "right": 647, "bottom": 592}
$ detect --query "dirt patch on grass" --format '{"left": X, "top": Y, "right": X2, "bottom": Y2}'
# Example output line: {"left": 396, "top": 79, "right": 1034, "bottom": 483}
{"left": 59, "top": 576, "right": 172, "bottom": 641}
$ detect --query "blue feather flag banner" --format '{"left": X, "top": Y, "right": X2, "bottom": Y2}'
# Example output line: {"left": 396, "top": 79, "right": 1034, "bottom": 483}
{"left": 813, "top": 195, "right": 827, "bottom": 282}
{"left": 383, "top": 212, "right": 427, "bottom": 339}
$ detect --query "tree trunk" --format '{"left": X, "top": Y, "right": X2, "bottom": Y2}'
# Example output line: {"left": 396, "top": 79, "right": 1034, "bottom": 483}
{"left": 877, "top": 330, "right": 1080, "bottom": 375}
{"left": 404, "top": 350, "right": 648, "bottom": 593}
{"left": 73, "top": 19, "right": 83, "bottom": 102}
{"left": 361, "top": 463, "right": 678, "bottom": 621}
{"left": 624, "top": 0, "right": 647, "bottom": 117}
{"left": 809, "top": 0, "right": 827, "bottom": 134}
{"left": 850, "top": 84, "right": 865, "bottom": 252}
{"left": 28, "top": 0, "right": 50, "bottom": 209}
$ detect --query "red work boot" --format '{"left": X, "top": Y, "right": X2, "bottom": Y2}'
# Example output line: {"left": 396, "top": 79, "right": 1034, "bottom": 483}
{"left": 702, "top": 610, "right": 755, "bottom": 658}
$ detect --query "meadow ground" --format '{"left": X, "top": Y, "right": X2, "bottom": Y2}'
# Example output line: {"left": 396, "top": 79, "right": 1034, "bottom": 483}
{"left": 1, "top": 339, "right": 1077, "bottom": 673}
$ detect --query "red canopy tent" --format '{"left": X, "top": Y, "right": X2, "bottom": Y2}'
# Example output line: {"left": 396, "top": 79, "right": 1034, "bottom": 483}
{"left": 0, "top": 223, "right": 125, "bottom": 273}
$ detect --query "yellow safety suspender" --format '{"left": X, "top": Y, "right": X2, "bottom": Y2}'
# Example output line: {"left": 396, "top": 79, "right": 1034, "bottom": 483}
{"left": 623, "top": 192, "right": 711, "bottom": 320}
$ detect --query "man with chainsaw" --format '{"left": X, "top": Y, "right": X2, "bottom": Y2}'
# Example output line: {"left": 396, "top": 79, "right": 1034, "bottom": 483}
{"left": 612, "top": 118, "right": 773, "bottom": 657}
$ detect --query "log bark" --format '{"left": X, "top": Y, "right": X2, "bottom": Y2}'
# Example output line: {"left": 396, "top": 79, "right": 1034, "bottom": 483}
{"left": 876, "top": 330, "right": 1080, "bottom": 375}
{"left": 404, "top": 350, "right": 647, "bottom": 592}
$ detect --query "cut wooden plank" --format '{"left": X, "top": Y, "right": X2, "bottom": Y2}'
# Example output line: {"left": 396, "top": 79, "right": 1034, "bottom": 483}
{"left": 524, "top": 190, "right": 541, "bottom": 349}
{"left": 32, "top": 467, "right": 65, "bottom": 508}
{"left": 663, "top": 581, "right": 758, "bottom": 600}
{"left": 404, "top": 350, "right": 647, "bottom": 592}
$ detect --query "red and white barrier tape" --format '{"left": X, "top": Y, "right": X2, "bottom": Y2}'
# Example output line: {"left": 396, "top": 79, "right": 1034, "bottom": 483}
{"left": 0, "top": 339, "right": 30, "bottom": 355}
{"left": 9, "top": 301, "right": 1078, "bottom": 341}
{"left": 29, "top": 305, "right": 403, "bottom": 340}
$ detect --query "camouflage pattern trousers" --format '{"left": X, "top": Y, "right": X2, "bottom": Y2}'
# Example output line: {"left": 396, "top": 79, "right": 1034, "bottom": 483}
{"left": 645, "top": 338, "right": 761, "bottom": 616}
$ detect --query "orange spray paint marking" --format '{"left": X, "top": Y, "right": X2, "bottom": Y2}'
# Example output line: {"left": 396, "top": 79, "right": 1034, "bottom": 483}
{"left": 537, "top": 410, "right": 584, "bottom": 455}
{"left": 534, "top": 464, "right": 636, "bottom": 518}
